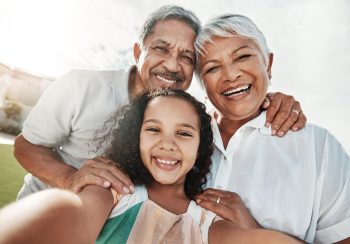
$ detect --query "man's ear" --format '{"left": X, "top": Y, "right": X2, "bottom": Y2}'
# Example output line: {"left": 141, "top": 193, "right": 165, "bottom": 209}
{"left": 133, "top": 43, "right": 141, "bottom": 64}
{"left": 267, "top": 53, "right": 274, "bottom": 79}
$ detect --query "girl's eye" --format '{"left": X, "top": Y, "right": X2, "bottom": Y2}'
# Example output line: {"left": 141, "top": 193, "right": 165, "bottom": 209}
{"left": 146, "top": 127, "right": 160, "bottom": 133}
{"left": 177, "top": 131, "right": 193, "bottom": 137}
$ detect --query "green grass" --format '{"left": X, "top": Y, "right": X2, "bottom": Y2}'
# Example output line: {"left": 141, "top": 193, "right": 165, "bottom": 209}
{"left": 0, "top": 144, "right": 27, "bottom": 207}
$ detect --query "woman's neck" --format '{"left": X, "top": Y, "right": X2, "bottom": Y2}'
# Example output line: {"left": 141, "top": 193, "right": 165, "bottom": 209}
{"left": 215, "top": 109, "right": 262, "bottom": 149}
{"left": 146, "top": 181, "right": 190, "bottom": 215}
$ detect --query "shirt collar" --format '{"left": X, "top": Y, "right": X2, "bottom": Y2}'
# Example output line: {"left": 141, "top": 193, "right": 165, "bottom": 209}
{"left": 210, "top": 110, "right": 272, "bottom": 150}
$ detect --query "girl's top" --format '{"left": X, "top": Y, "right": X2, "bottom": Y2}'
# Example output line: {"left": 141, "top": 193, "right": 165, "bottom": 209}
{"left": 96, "top": 186, "right": 215, "bottom": 244}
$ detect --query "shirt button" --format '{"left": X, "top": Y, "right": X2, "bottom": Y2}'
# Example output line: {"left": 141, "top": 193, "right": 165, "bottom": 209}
{"left": 224, "top": 156, "right": 227, "bottom": 160}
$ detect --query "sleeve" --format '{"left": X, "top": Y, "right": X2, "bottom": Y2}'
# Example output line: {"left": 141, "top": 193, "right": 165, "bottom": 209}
{"left": 21, "top": 71, "right": 78, "bottom": 148}
{"left": 314, "top": 130, "right": 350, "bottom": 243}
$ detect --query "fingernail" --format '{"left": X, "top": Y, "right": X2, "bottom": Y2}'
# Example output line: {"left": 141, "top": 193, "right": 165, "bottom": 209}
{"left": 196, "top": 199, "right": 201, "bottom": 204}
{"left": 272, "top": 130, "right": 277, "bottom": 136}
{"left": 277, "top": 131, "right": 284, "bottom": 137}
{"left": 122, "top": 186, "right": 130, "bottom": 194}
{"left": 103, "top": 181, "right": 110, "bottom": 188}
{"left": 292, "top": 126, "right": 298, "bottom": 131}
{"left": 265, "top": 122, "right": 270, "bottom": 127}
{"left": 129, "top": 185, "right": 135, "bottom": 193}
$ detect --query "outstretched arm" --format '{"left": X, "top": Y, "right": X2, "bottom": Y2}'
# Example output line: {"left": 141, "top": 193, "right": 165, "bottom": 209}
{"left": 0, "top": 186, "right": 116, "bottom": 244}
{"left": 209, "top": 220, "right": 303, "bottom": 244}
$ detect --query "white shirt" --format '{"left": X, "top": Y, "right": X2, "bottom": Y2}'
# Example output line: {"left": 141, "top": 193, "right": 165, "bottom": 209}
{"left": 18, "top": 68, "right": 131, "bottom": 198}
{"left": 207, "top": 111, "right": 350, "bottom": 243}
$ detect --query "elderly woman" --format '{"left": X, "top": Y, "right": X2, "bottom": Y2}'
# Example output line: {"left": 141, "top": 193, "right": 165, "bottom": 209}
{"left": 194, "top": 14, "right": 350, "bottom": 243}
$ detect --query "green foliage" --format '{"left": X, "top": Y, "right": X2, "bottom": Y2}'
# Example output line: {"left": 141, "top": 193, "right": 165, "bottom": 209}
{"left": 0, "top": 144, "right": 26, "bottom": 207}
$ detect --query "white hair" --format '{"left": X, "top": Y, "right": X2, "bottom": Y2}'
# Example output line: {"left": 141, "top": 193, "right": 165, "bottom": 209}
{"left": 195, "top": 14, "right": 271, "bottom": 84}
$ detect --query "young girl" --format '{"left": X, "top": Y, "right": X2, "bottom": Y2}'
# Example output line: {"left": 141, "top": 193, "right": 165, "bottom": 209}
{"left": 0, "top": 89, "right": 299, "bottom": 244}
{"left": 94, "top": 89, "right": 214, "bottom": 243}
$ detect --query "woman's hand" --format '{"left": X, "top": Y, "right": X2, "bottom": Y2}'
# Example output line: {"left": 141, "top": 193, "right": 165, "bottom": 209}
{"left": 263, "top": 92, "right": 307, "bottom": 137}
{"left": 196, "top": 188, "right": 260, "bottom": 229}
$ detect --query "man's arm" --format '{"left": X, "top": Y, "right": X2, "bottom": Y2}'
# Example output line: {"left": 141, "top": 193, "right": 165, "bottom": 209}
{"left": 0, "top": 186, "right": 115, "bottom": 244}
{"left": 14, "top": 135, "right": 134, "bottom": 194}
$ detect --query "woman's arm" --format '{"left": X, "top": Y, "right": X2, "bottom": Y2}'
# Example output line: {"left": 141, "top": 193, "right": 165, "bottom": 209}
{"left": 0, "top": 186, "right": 116, "bottom": 244}
{"left": 209, "top": 220, "right": 303, "bottom": 244}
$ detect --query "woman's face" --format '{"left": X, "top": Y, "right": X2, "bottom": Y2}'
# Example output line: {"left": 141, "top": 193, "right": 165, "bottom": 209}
{"left": 140, "top": 96, "right": 200, "bottom": 186}
{"left": 199, "top": 35, "right": 273, "bottom": 121}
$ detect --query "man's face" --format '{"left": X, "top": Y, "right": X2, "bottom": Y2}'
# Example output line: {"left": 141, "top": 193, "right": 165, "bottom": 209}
{"left": 134, "top": 19, "right": 196, "bottom": 91}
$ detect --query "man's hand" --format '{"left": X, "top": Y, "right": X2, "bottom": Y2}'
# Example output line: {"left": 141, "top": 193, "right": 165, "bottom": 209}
{"left": 64, "top": 157, "right": 134, "bottom": 195}
{"left": 196, "top": 188, "right": 260, "bottom": 229}
{"left": 262, "top": 92, "right": 307, "bottom": 137}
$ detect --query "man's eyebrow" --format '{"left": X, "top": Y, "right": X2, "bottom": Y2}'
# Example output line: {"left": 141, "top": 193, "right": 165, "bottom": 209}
{"left": 151, "top": 39, "right": 169, "bottom": 46}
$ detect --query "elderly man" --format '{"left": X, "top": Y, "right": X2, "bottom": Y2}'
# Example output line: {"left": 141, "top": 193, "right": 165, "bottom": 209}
{"left": 14, "top": 5, "right": 305, "bottom": 200}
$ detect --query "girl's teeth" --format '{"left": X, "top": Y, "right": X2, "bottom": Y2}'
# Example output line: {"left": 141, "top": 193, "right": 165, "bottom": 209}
{"left": 156, "top": 158, "right": 177, "bottom": 165}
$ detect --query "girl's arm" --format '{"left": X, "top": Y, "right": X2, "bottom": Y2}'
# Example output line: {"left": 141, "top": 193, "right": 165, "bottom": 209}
{"left": 0, "top": 186, "right": 116, "bottom": 244}
{"left": 209, "top": 220, "right": 304, "bottom": 244}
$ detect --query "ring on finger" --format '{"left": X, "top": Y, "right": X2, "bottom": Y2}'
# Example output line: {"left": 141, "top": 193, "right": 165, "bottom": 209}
{"left": 291, "top": 109, "right": 300, "bottom": 115}
{"left": 216, "top": 196, "right": 221, "bottom": 204}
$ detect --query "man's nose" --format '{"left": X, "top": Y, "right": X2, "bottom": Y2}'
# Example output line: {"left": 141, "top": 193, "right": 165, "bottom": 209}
{"left": 162, "top": 55, "right": 181, "bottom": 73}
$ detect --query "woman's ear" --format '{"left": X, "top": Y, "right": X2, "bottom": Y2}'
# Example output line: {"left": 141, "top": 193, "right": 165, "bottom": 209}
{"left": 267, "top": 53, "right": 274, "bottom": 79}
{"left": 133, "top": 43, "right": 141, "bottom": 64}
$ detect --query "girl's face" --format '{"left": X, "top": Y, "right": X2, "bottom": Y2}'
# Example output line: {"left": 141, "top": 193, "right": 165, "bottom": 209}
{"left": 199, "top": 36, "right": 273, "bottom": 121}
{"left": 140, "top": 96, "right": 200, "bottom": 186}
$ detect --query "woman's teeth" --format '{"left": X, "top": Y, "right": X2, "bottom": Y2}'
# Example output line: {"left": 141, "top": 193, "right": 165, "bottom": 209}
{"left": 222, "top": 84, "right": 251, "bottom": 97}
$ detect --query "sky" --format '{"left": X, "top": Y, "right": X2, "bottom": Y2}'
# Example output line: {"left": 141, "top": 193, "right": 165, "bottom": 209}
{"left": 0, "top": 0, "right": 349, "bottom": 153}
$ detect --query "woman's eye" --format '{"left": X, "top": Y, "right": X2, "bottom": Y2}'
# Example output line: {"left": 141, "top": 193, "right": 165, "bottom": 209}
{"left": 236, "top": 54, "right": 251, "bottom": 62}
{"left": 177, "top": 131, "right": 193, "bottom": 137}
{"left": 205, "top": 66, "right": 218, "bottom": 74}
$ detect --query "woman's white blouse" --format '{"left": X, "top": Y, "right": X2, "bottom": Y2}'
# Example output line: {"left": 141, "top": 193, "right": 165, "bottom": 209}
{"left": 207, "top": 111, "right": 350, "bottom": 243}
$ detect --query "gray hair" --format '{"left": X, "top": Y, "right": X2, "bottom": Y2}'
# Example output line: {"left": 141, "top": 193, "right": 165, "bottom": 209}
{"left": 195, "top": 14, "right": 271, "bottom": 79}
{"left": 138, "top": 5, "right": 201, "bottom": 46}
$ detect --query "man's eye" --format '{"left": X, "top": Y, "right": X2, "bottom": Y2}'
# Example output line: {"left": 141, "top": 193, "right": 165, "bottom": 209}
{"left": 154, "top": 46, "right": 167, "bottom": 52}
{"left": 182, "top": 55, "right": 194, "bottom": 64}
{"left": 177, "top": 131, "right": 193, "bottom": 137}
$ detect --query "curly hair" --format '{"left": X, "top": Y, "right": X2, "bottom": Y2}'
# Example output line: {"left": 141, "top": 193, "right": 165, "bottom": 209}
{"left": 96, "top": 89, "right": 213, "bottom": 200}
